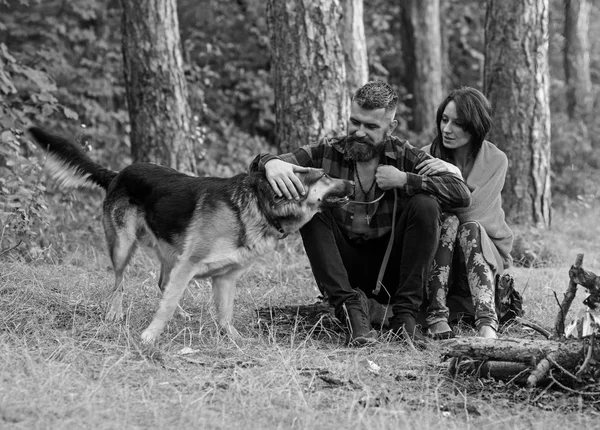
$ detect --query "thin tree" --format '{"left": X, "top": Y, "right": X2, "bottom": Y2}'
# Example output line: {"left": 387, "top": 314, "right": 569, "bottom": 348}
{"left": 399, "top": 0, "right": 444, "bottom": 136}
{"left": 439, "top": 0, "right": 451, "bottom": 93}
{"left": 340, "top": 0, "right": 368, "bottom": 95}
{"left": 484, "top": 0, "right": 551, "bottom": 227}
{"left": 564, "top": 0, "right": 592, "bottom": 123}
{"left": 121, "top": 0, "right": 198, "bottom": 174}
{"left": 267, "top": 0, "right": 348, "bottom": 153}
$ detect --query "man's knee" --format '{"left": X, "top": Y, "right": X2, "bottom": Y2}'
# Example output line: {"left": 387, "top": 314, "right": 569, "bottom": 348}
{"left": 405, "top": 194, "right": 441, "bottom": 221}
{"left": 403, "top": 194, "right": 441, "bottom": 236}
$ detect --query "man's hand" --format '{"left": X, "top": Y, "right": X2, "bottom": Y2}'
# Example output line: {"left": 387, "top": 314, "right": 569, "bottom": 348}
{"left": 375, "top": 165, "right": 407, "bottom": 190}
{"left": 416, "top": 158, "right": 463, "bottom": 178}
{"left": 264, "top": 159, "right": 311, "bottom": 200}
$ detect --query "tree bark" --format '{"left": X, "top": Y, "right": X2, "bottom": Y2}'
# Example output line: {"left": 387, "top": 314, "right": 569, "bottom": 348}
{"left": 267, "top": 0, "right": 349, "bottom": 154}
{"left": 439, "top": 0, "right": 450, "bottom": 94}
{"left": 340, "top": 0, "right": 368, "bottom": 95}
{"left": 564, "top": 0, "right": 592, "bottom": 123}
{"left": 121, "top": 0, "right": 198, "bottom": 174}
{"left": 484, "top": 0, "right": 551, "bottom": 227}
{"left": 400, "top": 0, "right": 444, "bottom": 136}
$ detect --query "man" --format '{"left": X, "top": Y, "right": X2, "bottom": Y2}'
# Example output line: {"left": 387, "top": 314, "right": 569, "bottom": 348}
{"left": 250, "top": 81, "right": 471, "bottom": 346}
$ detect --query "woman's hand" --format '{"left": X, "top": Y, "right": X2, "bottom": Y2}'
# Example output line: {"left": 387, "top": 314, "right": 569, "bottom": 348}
{"left": 264, "top": 159, "right": 310, "bottom": 200}
{"left": 416, "top": 158, "right": 463, "bottom": 179}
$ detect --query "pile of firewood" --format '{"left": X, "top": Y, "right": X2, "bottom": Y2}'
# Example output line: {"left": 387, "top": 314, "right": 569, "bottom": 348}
{"left": 443, "top": 253, "right": 600, "bottom": 392}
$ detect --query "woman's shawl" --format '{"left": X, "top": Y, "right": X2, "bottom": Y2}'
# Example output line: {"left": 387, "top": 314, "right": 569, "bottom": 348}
{"left": 423, "top": 141, "right": 514, "bottom": 273}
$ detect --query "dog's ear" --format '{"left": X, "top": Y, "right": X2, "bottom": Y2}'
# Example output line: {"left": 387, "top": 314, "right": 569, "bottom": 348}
{"left": 254, "top": 173, "right": 287, "bottom": 206}
{"left": 301, "top": 168, "right": 325, "bottom": 187}
{"left": 270, "top": 194, "right": 286, "bottom": 206}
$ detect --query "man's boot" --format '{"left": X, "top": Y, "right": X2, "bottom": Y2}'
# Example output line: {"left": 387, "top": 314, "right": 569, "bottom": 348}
{"left": 389, "top": 313, "right": 428, "bottom": 349}
{"left": 338, "top": 290, "right": 378, "bottom": 346}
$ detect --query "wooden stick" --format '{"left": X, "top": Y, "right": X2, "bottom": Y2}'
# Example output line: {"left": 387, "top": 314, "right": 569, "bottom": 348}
{"left": 514, "top": 316, "right": 552, "bottom": 339}
{"left": 527, "top": 355, "right": 554, "bottom": 387}
{"left": 554, "top": 253, "right": 584, "bottom": 338}
{"left": 576, "top": 334, "right": 595, "bottom": 377}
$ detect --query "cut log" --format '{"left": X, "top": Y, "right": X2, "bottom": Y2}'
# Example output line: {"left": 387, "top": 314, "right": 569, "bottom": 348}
{"left": 442, "top": 337, "right": 590, "bottom": 366}
{"left": 441, "top": 337, "right": 598, "bottom": 386}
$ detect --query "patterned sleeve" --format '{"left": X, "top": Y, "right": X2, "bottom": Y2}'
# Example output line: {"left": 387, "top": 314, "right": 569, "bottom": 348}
{"left": 401, "top": 146, "right": 471, "bottom": 209}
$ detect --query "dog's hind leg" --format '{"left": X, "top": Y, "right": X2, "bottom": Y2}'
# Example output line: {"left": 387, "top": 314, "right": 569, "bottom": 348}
{"left": 159, "top": 261, "right": 191, "bottom": 320}
{"left": 211, "top": 268, "right": 245, "bottom": 340}
{"left": 104, "top": 211, "right": 138, "bottom": 322}
{"left": 141, "top": 262, "right": 195, "bottom": 344}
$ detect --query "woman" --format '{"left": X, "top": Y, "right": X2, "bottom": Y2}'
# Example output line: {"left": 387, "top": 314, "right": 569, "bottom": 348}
{"left": 417, "top": 87, "right": 514, "bottom": 339}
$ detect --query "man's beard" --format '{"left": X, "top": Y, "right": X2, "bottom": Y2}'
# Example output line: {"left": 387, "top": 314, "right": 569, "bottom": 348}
{"left": 344, "top": 135, "right": 384, "bottom": 162}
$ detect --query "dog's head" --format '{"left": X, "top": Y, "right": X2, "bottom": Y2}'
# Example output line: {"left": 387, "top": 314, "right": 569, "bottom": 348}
{"left": 294, "top": 168, "right": 354, "bottom": 209}
{"left": 253, "top": 168, "right": 353, "bottom": 236}
{"left": 262, "top": 168, "right": 353, "bottom": 219}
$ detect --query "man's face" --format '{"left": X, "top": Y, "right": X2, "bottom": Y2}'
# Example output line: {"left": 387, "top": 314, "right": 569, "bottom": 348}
{"left": 346, "top": 101, "right": 398, "bottom": 162}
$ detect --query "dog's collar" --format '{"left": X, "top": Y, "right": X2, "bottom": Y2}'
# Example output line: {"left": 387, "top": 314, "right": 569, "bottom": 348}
{"left": 266, "top": 215, "right": 288, "bottom": 239}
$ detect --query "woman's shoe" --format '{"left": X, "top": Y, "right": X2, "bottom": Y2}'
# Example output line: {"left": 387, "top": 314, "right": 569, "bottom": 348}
{"left": 478, "top": 325, "right": 497, "bottom": 339}
{"left": 426, "top": 321, "right": 455, "bottom": 340}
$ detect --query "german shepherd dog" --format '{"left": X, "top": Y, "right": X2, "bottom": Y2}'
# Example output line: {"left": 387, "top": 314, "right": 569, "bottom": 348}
{"left": 29, "top": 128, "right": 354, "bottom": 344}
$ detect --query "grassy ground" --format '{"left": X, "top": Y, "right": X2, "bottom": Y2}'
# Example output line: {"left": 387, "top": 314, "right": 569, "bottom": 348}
{"left": 2, "top": 200, "right": 600, "bottom": 429}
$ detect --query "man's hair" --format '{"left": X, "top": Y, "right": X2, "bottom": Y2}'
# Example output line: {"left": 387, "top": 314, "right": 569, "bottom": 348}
{"left": 352, "top": 81, "right": 398, "bottom": 113}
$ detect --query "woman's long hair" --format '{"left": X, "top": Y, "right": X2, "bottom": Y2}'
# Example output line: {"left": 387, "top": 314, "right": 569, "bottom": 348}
{"left": 430, "top": 87, "right": 492, "bottom": 162}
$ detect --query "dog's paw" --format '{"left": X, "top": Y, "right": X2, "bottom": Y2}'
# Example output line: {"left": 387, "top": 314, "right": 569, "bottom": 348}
{"left": 105, "top": 308, "right": 124, "bottom": 322}
{"left": 140, "top": 328, "right": 160, "bottom": 344}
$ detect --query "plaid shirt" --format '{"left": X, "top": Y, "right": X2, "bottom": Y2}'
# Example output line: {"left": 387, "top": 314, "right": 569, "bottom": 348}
{"left": 249, "top": 135, "right": 471, "bottom": 240}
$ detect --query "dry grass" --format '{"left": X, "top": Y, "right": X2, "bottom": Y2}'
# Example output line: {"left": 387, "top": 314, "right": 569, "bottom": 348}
{"left": 2, "top": 201, "right": 600, "bottom": 429}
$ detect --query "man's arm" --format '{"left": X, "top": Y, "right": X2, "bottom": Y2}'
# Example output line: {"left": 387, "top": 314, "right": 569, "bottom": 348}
{"left": 249, "top": 145, "right": 318, "bottom": 200}
{"left": 405, "top": 148, "right": 471, "bottom": 209}
{"left": 376, "top": 147, "right": 471, "bottom": 209}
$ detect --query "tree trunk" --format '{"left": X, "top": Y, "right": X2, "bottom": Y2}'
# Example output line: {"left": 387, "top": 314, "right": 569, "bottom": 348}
{"left": 400, "top": 0, "right": 443, "bottom": 136}
{"left": 121, "top": 0, "right": 198, "bottom": 174}
{"left": 267, "top": 0, "right": 348, "bottom": 154}
{"left": 340, "top": 0, "right": 368, "bottom": 95}
{"left": 564, "top": 0, "right": 592, "bottom": 123}
{"left": 484, "top": 0, "right": 551, "bottom": 227}
{"left": 439, "top": 0, "right": 450, "bottom": 95}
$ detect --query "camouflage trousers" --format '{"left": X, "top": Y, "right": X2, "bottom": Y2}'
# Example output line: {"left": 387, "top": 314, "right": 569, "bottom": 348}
{"left": 425, "top": 214, "right": 499, "bottom": 331}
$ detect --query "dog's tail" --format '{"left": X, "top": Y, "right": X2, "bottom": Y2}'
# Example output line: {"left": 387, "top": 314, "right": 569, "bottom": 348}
{"left": 28, "top": 127, "right": 117, "bottom": 190}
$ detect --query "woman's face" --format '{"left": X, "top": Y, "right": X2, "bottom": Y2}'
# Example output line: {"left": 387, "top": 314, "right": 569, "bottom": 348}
{"left": 440, "top": 101, "right": 472, "bottom": 151}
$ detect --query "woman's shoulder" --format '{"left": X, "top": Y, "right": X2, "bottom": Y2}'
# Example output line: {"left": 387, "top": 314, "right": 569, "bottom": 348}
{"left": 481, "top": 141, "right": 507, "bottom": 166}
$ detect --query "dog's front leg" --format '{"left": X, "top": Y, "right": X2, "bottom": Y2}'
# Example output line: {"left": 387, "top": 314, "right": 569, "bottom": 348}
{"left": 212, "top": 268, "right": 244, "bottom": 340}
{"left": 106, "top": 273, "right": 125, "bottom": 322}
{"left": 141, "top": 263, "right": 194, "bottom": 344}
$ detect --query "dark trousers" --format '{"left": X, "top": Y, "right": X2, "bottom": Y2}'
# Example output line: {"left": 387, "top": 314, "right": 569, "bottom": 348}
{"left": 300, "top": 193, "right": 441, "bottom": 318}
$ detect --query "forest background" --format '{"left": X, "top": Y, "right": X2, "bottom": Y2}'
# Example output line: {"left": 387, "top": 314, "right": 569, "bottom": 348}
{"left": 1, "top": 0, "right": 599, "bottom": 261}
